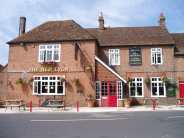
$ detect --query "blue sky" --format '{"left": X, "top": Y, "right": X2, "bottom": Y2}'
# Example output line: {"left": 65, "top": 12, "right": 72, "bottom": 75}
{"left": 0, "top": 0, "right": 184, "bottom": 65}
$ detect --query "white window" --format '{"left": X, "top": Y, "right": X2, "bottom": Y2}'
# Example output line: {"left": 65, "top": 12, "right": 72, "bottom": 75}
{"left": 151, "top": 77, "right": 166, "bottom": 97}
{"left": 109, "top": 49, "right": 120, "bottom": 65}
{"left": 38, "top": 44, "right": 60, "bottom": 63}
{"left": 117, "top": 81, "right": 123, "bottom": 100}
{"left": 151, "top": 48, "right": 163, "bottom": 65}
{"left": 33, "top": 76, "right": 65, "bottom": 95}
{"left": 129, "top": 77, "right": 144, "bottom": 97}
{"left": 96, "top": 81, "right": 101, "bottom": 100}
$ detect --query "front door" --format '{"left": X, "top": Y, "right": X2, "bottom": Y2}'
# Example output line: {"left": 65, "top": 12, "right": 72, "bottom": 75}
{"left": 108, "top": 81, "right": 117, "bottom": 107}
{"left": 179, "top": 82, "right": 184, "bottom": 105}
{"left": 100, "top": 81, "right": 117, "bottom": 107}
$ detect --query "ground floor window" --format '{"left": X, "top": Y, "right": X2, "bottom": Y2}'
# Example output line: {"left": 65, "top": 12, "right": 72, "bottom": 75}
{"left": 33, "top": 76, "right": 65, "bottom": 95}
{"left": 117, "top": 81, "right": 123, "bottom": 100}
{"left": 129, "top": 77, "right": 143, "bottom": 97}
{"left": 96, "top": 81, "right": 101, "bottom": 100}
{"left": 151, "top": 77, "right": 165, "bottom": 97}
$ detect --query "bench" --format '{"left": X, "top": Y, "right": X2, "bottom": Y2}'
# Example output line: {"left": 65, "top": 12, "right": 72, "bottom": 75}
{"left": 46, "top": 100, "right": 65, "bottom": 110}
{"left": 176, "top": 98, "right": 184, "bottom": 105}
{"left": 4, "top": 99, "right": 25, "bottom": 111}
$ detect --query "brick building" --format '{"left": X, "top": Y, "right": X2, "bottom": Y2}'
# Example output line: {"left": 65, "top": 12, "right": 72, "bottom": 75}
{"left": 1, "top": 13, "right": 184, "bottom": 107}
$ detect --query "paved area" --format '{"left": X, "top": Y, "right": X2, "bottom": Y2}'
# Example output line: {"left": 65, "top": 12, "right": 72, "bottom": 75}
{"left": 0, "top": 105, "right": 184, "bottom": 113}
{"left": 0, "top": 111, "right": 184, "bottom": 138}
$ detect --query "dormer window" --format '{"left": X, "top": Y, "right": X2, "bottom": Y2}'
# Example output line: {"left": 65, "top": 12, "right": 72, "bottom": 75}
{"left": 38, "top": 44, "right": 60, "bottom": 63}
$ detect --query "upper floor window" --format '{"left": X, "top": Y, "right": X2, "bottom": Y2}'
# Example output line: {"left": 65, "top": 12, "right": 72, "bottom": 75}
{"left": 151, "top": 48, "right": 163, "bottom": 65}
{"left": 109, "top": 49, "right": 120, "bottom": 65}
{"left": 129, "top": 48, "right": 142, "bottom": 65}
{"left": 38, "top": 44, "right": 60, "bottom": 63}
{"left": 151, "top": 77, "right": 165, "bottom": 97}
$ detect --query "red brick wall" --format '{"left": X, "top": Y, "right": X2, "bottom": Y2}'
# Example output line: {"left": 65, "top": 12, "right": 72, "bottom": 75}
{"left": 7, "top": 41, "right": 96, "bottom": 106}
{"left": 97, "top": 46, "right": 177, "bottom": 99}
{"left": 95, "top": 62, "right": 120, "bottom": 81}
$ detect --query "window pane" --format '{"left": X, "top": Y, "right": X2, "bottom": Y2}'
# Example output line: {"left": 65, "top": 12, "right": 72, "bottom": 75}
{"left": 96, "top": 82, "right": 100, "bottom": 99}
{"left": 40, "top": 50, "right": 45, "bottom": 61}
{"left": 57, "top": 82, "right": 63, "bottom": 94}
{"left": 109, "top": 49, "right": 120, "bottom": 65}
{"left": 34, "top": 81, "right": 38, "bottom": 94}
{"left": 117, "top": 81, "right": 123, "bottom": 99}
{"left": 130, "top": 87, "right": 135, "bottom": 96}
{"left": 101, "top": 81, "right": 108, "bottom": 96}
{"left": 54, "top": 50, "right": 59, "bottom": 60}
{"left": 46, "top": 50, "right": 52, "bottom": 61}
{"left": 137, "top": 87, "right": 142, "bottom": 96}
{"left": 42, "top": 82, "right": 48, "bottom": 93}
{"left": 159, "top": 85, "right": 164, "bottom": 96}
{"left": 152, "top": 86, "right": 157, "bottom": 96}
{"left": 49, "top": 82, "right": 55, "bottom": 93}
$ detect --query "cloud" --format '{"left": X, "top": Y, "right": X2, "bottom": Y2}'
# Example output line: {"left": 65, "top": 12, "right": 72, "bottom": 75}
{"left": 0, "top": 0, "right": 184, "bottom": 65}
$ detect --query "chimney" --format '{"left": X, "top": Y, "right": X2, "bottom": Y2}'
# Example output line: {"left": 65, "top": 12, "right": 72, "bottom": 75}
{"left": 19, "top": 16, "right": 26, "bottom": 36}
{"left": 98, "top": 12, "right": 105, "bottom": 30}
{"left": 159, "top": 13, "right": 166, "bottom": 28}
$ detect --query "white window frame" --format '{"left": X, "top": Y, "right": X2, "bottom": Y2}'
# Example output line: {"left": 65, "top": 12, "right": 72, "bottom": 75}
{"left": 151, "top": 48, "right": 163, "bottom": 65}
{"left": 151, "top": 77, "right": 166, "bottom": 97}
{"left": 109, "top": 49, "right": 120, "bottom": 65}
{"left": 33, "top": 75, "right": 65, "bottom": 95}
{"left": 95, "top": 81, "right": 101, "bottom": 100}
{"left": 117, "top": 81, "right": 123, "bottom": 100}
{"left": 129, "top": 77, "right": 144, "bottom": 97}
{"left": 38, "top": 44, "right": 61, "bottom": 63}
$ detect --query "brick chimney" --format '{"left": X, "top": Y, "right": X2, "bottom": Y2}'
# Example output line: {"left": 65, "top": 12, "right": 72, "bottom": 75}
{"left": 159, "top": 13, "right": 166, "bottom": 28}
{"left": 98, "top": 12, "right": 105, "bottom": 30}
{"left": 19, "top": 17, "right": 26, "bottom": 36}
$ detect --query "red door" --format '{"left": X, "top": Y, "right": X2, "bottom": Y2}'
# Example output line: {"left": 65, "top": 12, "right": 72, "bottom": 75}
{"left": 179, "top": 83, "right": 184, "bottom": 105}
{"left": 108, "top": 81, "right": 117, "bottom": 107}
{"left": 100, "top": 81, "right": 117, "bottom": 107}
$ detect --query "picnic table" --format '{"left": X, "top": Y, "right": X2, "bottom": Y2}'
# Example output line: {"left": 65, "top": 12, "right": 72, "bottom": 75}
{"left": 4, "top": 99, "right": 25, "bottom": 111}
{"left": 46, "top": 99, "right": 65, "bottom": 110}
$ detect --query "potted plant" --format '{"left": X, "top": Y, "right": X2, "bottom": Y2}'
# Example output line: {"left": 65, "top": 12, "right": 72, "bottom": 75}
{"left": 85, "top": 65, "right": 92, "bottom": 72}
{"left": 127, "top": 77, "right": 133, "bottom": 84}
{"left": 86, "top": 94, "right": 95, "bottom": 107}
{"left": 144, "top": 77, "right": 151, "bottom": 87}
{"left": 124, "top": 98, "right": 131, "bottom": 108}
{"left": 73, "top": 79, "right": 84, "bottom": 95}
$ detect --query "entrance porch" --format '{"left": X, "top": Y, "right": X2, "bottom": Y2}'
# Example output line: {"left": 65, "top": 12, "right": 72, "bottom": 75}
{"left": 96, "top": 81, "right": 124, "bottom": 107}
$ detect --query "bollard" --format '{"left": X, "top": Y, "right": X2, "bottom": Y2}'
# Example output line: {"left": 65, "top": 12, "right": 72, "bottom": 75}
{"left": 77, "top": 101, "right": 79, "bottom": 112}
{"left": 38, "top": 99, "right": 41, "bottom": 107}
{"left": 30, "top": 101, "right": 32, "bottom": 112}
{"left": 152, "top": 99, "right": 156, "bottom": 110}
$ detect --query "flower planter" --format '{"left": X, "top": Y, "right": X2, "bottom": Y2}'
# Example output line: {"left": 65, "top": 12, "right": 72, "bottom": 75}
{"left": 87, "top": 100, "right": 94, "bottom": 107}
{"left": 124, "top": 98, "right": 131, "bottom": 108}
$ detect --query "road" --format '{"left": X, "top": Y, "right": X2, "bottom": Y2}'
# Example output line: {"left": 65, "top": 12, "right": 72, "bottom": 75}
{"left": 0, "top": 111, "right": 184, "bottom": 138}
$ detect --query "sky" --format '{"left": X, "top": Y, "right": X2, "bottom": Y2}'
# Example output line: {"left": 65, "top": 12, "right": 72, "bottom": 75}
{"left": 0, "top": 0, "right": 184, "bottom": 65}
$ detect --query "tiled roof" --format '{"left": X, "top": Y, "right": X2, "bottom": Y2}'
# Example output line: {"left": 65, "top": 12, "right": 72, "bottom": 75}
{"left": 171, "top": 33, "right": 184, "bottom": 56}
{"left": 8, "top": 19, "right": 175, "bottom": 46}
{"left": 0, "top": 64, "right": 4, "bottom": 72}
{"left": 87, "top": 26, "right": 174, "bottom": 46}
{"left": 8, "top": 20, "right": 96, "bottom": 44}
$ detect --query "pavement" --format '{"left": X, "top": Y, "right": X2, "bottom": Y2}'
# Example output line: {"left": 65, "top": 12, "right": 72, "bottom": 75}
{"left": 0, "top": 105, "right": 184, "bottom": 113}
{"left": 0, "top": 111, "right": 184, "bottom": 138}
